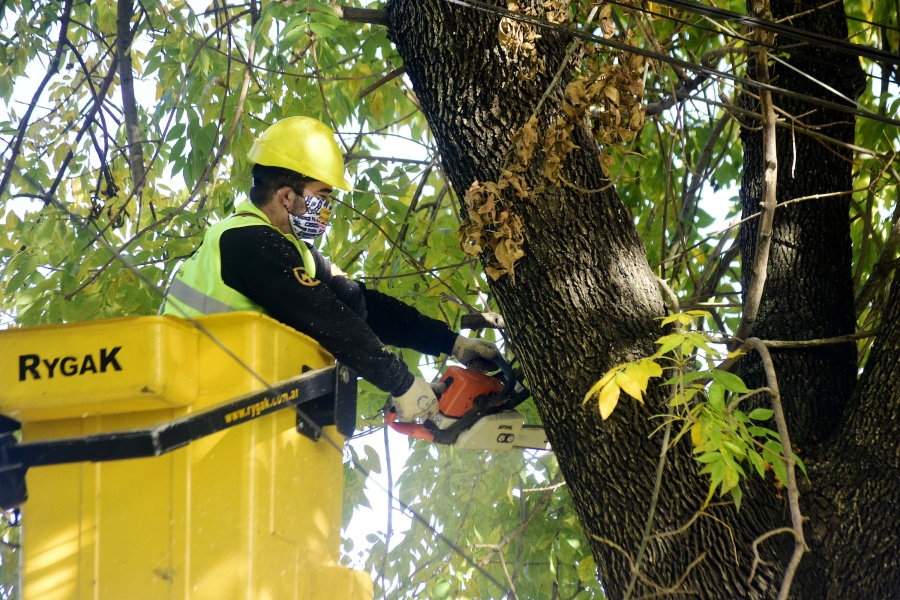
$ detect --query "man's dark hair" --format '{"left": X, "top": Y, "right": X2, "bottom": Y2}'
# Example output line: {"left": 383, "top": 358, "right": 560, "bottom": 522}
{"left": 249, "top": 164, "right": 314, "bottom": 206}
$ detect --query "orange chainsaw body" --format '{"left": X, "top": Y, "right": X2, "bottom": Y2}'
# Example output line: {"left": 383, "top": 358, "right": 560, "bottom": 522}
{"left": 438, "top": 366, "right": 504, "bottom": 417}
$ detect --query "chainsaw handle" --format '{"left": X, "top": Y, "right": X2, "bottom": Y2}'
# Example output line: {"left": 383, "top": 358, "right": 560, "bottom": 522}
{"left": 492, "top": 355, "right": 516, "bottom": 405}
{"left": 385, "top": 408, "right": 435, "bottom": 442}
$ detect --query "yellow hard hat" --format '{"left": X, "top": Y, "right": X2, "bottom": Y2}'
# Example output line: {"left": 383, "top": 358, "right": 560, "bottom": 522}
{"left": 247, "top": 117, "right": 352, "bottom": 191}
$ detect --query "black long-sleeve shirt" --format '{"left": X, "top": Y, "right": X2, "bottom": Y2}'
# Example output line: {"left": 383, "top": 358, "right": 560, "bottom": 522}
{"left": 217, "top": 224, "right": 457, "bottom": 395}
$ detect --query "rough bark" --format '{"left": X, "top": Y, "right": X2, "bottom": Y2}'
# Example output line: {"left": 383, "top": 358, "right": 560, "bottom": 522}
{"left": 804, "top": 267, "right": 900, "bottom": 599}
{"left": 386, "top": 0, "right": 898, "bottom": 598}
{"left": 736, "top": 0, "right": 864, "bottom": 447}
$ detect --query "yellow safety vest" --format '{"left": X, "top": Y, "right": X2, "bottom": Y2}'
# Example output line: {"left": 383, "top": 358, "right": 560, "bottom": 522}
{"left": 161, "top": 202, "right": 316, "bottom": 318}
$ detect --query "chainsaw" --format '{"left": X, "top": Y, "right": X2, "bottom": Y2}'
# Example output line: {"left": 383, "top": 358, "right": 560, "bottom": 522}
{"left": 386, "top": 357, "right": 550, "bottom": 452}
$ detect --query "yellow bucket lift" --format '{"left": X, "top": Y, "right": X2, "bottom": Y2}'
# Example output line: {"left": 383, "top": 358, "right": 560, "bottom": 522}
{"left": 0, "top": 312, "right": 373, "bottom": 600}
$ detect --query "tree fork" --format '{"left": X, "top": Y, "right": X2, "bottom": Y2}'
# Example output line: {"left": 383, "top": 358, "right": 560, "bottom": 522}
{"left": 386, "top": 1, "right": 793, "bottom": 597}
{"left": 736, "top": 0, "right": 863, "bottom": 447}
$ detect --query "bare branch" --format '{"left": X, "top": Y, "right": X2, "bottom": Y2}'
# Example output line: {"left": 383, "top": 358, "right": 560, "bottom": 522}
{"left": 358, "top": 66, "right": 406, "bottom": 99}
{"left": 116, "top": 0, "right": 146, "bottom": 196}
{"left": 460, "top": 311, "right": 506, "bottom": 330}
{"left": 747, "top": 527, "right": 798, "bottom": 585}
{"left": 0, "top": 0, "right": 74, "bottom": 198}
{"left": 745, "top": 338, "right": 808, "bottom": 600}
{"left": 733, "top": 13, "right": 779, "bottom": 346}
{"left": 337, "top": 5, "right": 389, "bottom": 27}
{"left": 344, "top": 153, "right": 432, "bottom": 166}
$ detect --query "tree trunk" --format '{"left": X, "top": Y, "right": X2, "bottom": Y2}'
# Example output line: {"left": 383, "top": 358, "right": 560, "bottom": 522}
{"left": 386, "top": 1, "right": 898, "bottom": 598}
{"left": 737, "top": 0, "right": 864, "bottom": 448}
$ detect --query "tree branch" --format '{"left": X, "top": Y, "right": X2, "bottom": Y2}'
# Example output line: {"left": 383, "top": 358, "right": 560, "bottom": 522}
{"left": 855, "top": 177, "right": 900, "bottom": 316}
{"left": 64, "top": 21, "right": 256, "bottom": 300}
{"left": 745, "top": 338, "right": 807, "bottom": 600}
{"left": 645, "top": 73, "right": 708, "bottom": 117}
{"left": 337, "top": 5, "right": 389, "bottom": 27}
{"left": 0, "top": 0, "right": 74, "bottom": 198}
{"left": 357, "top": 66, "right": 406, "bottom": 99}
{"left": 117, "top": 0, "right": 146, "bottom": 196}
{"left": 733, "top": 12, "right": 779, "bottom": 346}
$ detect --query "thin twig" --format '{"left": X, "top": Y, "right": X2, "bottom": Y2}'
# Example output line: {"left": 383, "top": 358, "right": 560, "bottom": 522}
{"left": 855, "top": 179, "right": 900, "bottom": 316}
{"left": 472, "top": 544, "right": 520, "bottom": 600}
{"left": 478, "top": 480, "right": 557, "bottom": 567}
{"left": 626, "top": 288, "right": 681, "bottom": 599}
{"left": 623, "top": 407, "right": 675, "bottom": 600}
{"left": 745, "top": 339, "right": 807, "bottom": 600}
{"left": 733, "top": 11, "right": 779, "bottom": 346}
{"left": 747, "top": 526, "right": 797, "bottom": 584}
{"left": 358, "top": 66, "right": 406, "bottom": 99}
{"left": 381, "top": 425, "right": 393, "bottom": 600}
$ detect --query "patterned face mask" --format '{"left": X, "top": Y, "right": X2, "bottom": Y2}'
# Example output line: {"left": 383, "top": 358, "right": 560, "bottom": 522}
{"left": 290, "top": 196, "right": 333, "bottom": 239}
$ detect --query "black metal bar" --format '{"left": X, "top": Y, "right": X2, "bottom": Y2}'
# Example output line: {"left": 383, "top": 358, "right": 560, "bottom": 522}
{"left": 297, "top": 365, "right": 358, "bottom": 441}
{"left": 4, "top": 366, "right": 338, "bottom": 470}
{"left": 0, "top": 364, "right": 359, "bottom": 509}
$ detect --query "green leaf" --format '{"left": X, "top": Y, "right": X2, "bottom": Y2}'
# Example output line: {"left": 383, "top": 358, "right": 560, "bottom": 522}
{"left": 576, "top": 555, "right": 596, "bottom": 582}
{"left": 655, "top": 332, "right": 686, "bottom": 355}
{"left": 748, "top": 408, "right": 774, "bottom": 421}
{"left": 747, "top": 449, "right": 767, "bottom": 478}
{"left": 711, "top": 370, "right": 750, "bottom": 393}
{"left": 695, "top": 452, "right": 721, "bottom": 464}
{"left": 730, "top": 484, "right": 743, "bottom": 511}
{"left": 308, "top": 21, "right": 337, "bottom": 38}
{"left": 708, "top": 382, "right": 725, "bottom": 410}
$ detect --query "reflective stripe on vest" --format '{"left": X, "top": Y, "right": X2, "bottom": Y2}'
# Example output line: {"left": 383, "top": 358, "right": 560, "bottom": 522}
{"left": 161, "top": 202, "right": 316, "bottom": 317}
{"left": 166, "top": 278, "right": 238, "bottom": 315}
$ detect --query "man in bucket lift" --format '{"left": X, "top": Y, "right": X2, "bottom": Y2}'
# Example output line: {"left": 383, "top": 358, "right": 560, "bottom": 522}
{"left": 160, "top": 116, "right": 498, "bottom": 422}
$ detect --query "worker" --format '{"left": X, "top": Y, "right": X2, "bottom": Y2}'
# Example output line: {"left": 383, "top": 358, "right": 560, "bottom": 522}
{"left": 161, "top": 116, "right": 499, "bottom": 422}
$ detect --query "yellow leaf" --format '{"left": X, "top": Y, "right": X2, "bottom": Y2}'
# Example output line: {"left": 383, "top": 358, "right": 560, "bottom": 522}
{"left": 615, "top": 370, "right": 644, "bottom": 402}
{"left": 597, "top": 380, "right": 621, "bottom": 420}
{"left": 658, "top": 313, "right": 682, "bottom": 326}
{"left": 690, "top": 423, "right": 703, "bottom": 446}
{"left": 583, "top": 365, "right": 622, "bottom": 404}
{"left": 643, "top": 359, "right": 663, "bottom": 378}
{"left": 631, "top": 358, "right": 662, "bottom": 383}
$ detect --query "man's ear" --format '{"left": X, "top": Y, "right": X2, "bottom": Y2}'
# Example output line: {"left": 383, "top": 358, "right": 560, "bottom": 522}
{"left": 275, "top": 186, "right": 294, "bottom": 208}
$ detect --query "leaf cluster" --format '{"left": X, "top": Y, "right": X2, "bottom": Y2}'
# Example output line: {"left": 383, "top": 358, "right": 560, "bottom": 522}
{"left": 345, "top": 441, "right": 604, "bottom": 599}
{"left": 459, "top": 173, "right": 529, "bottom": 281}
{"left": 584, "top": 311, "right": 805, "bottom": 510}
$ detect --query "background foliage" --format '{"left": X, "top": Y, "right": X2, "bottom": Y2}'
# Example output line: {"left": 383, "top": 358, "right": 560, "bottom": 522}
{"left": 1, "top": 0, "right": 897, "bottom": 597}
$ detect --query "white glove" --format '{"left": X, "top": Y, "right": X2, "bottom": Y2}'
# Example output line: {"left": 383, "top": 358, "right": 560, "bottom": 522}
{"left": 390, "top": 377, "right": 439, "bottom": 421}
{"left": 452, "top": 335, "right": 500, "bottom": 366}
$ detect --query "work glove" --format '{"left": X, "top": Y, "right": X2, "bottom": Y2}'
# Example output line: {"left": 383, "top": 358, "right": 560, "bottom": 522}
{"left": 452, "top": 335, "right": 500, "bottom": 371}
{"left": 390, "top": 377, "right": 440, "bottom": 421}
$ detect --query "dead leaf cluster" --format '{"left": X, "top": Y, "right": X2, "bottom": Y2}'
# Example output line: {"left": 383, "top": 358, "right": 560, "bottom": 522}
{"left": 498, "top": 2, "right": 546, "bottom": 81}
{"left": 458, "top": 171, "right": 530, "bottom": 281}
{"left": 498, "top": 1, "right": 570, "bottom": 81}
{"left": 460, "top": 1, "right": 647, "bottom": 278}
{"left": 545, "top": 42, "right": 647, "bottom": 177}
{"left": 583, "top": 48, "right": 647, "bottom": 144}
